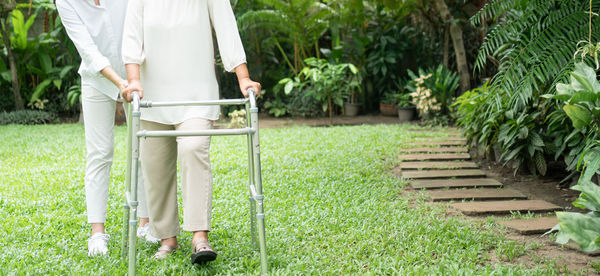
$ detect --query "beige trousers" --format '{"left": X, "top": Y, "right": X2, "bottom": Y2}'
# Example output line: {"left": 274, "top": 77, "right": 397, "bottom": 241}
{"left": 140, "top": 118, "right": 213, "bottom": 239}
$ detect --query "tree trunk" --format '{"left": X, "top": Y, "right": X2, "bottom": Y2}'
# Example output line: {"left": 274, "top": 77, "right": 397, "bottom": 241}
{"left": 434, "top": 0, "right": 471, "bottom": 94}
{"left": 0, "top": 18, "right": 23, "bottom": 110}
{"left": 443, "top": 25, "right": 450, "bottom": 68}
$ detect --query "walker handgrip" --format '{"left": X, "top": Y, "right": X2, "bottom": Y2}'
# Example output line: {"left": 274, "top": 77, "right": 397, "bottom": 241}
{"left": 247, "top": 88, "right": 257, "bottom": 110}
{"left": 132, "top": 91, "right": 141, "bottom": 114}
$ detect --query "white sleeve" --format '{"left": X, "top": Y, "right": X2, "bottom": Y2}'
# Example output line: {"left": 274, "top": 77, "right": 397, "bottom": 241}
{"left": 56, "top": 0, "right": 110, "bottom": 73}
{"left": 122, "top": 0, "right": 145, "bottom": 65}
{"left": 208, "top": 0, "right": 247, "bottom": 72}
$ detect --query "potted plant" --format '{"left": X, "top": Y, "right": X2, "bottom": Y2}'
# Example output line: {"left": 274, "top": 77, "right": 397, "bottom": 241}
{"left": 379, "top": 92, "right": 398, "bottom": 116}
{"left": 344, "top": 75, "right": 362, "bottom": 116}
{"left": 396, "top": 93, "right": 415, "bottom": 122}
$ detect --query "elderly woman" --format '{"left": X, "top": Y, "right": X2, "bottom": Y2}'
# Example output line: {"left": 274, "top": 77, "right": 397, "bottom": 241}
{"left": 121, "top": 0, "right": 261, "bottom": 263}
{"left": 55, "top": 0, "right": 158, "bottom": 256}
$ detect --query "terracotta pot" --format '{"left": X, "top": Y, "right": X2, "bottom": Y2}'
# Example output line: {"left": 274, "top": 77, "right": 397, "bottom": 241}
{"left": 397, "top": 106, "right": 415, "bottom": 122}
{"left": 380, "top": 103, "right": 398, "bottom": 116}
{"left": 344, "top": 102, "right": 360, "bottom": 116}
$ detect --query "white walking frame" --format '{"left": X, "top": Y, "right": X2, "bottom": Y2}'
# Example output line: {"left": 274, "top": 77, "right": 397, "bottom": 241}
{"left": 121, "top": 89, "right": 267, "bottom": 275}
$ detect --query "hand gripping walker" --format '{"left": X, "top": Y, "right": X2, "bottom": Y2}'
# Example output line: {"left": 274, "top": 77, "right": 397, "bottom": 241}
{"left": 120, "top": 89, "right": 267, "bottom": 275}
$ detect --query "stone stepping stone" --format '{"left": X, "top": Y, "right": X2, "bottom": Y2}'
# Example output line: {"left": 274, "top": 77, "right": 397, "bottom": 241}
{"left": 450, "top": 200, "right": 562, "bottom": 215}
{"left": 401, "top": 161, "right": 478, "bottom": 170}
{"left": 399, "top": 153, "right": 471, "bottom": 161}
{"left": 401, "top": 147, "right": 468, "bottom": 153}
{"left": 416, "top": 137, "right": 467, "bottom": 142}
{"left": 402, "top": 169, "right": 485, "bottom": 179}
{"left": 407, "top": 141, "right": 466, "bottom": 147}
{"left": 499, "top": 217, "right": 558, "bottom": 235}
{"left": 411, "top": 178, "right": 503, "bottom": 189}
{"left": 426, "top": 188, "right": 527, "bottom": 202}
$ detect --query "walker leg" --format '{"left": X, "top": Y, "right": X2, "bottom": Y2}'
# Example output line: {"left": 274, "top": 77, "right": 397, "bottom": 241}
{"left": 122, "top": 102, "right": 133, "bottom": 257}
{"left": 246, "top": 105, "right": 259, "bottom": 249}
{"left": 249, "top": 195, "right": 258, "bottom": 249}
{"left": 121, "top": 202, "right": 130, "bottom": 257}
{"left": 127, "top": 94, "right": 141, "bottom": 276}
{"left": 249, "top": 102, "right": 267, "bottom": 275}
{"left": 256, "top": 204, "right": 267, "bottom": 275}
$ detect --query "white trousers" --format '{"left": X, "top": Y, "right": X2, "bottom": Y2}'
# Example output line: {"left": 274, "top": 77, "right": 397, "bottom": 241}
{"left": 82, "top": 85, "right": 148, "bottom": 223}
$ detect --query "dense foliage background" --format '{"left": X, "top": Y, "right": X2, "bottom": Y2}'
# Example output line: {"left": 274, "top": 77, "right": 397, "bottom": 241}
{"left": 0, "top": 0, "right": 490, "bottom": 120}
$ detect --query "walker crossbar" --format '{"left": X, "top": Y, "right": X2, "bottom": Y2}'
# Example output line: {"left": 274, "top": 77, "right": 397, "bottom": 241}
{"left": 138, "top": 128, "right": 255, "bottom": 138}
{"left": 141, "top": 98, "right": 249, "bottom": 107}
{"left": 122, "top": 89, "right": 267, "bottom": 276}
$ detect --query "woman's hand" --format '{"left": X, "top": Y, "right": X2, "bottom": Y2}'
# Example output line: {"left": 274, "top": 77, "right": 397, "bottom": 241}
{"left": 118, "top": 81, "right": 129, "bottom": 100}
{"left": 122, "top": 79, "right": 144, "bottom": 102}
{"left": 239, "top": 77, "right": 261, "bottom": 98}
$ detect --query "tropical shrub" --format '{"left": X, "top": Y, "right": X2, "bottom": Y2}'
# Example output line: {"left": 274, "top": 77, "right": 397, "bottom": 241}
{"left": 551, "top": 148, "right": 600, "bottom": 253}
{"left": 406, "top": 65, "right": 459, "bottom": 117}
{"left": 454, "top": 82, "right": 501, "bottom": 151}
{"left": 498, "top": 109, "right": 547, "bottom": 175}
{"left": 238, "top": 0, "right": 330, "bottom": 75}
{"left": 279, "top": 58, "right": 359, "bottom": 120}
{"left": 454, "top": 0, "right": 600, "bottom": 176}
{"left": 472, "top": 0, "right": 600, "bottom": 111}
{"left": 0, "top": 1, "right": 81, "bottom": 115}
{"left": 0, "top": 109, "right": 56, "bottom": 125}
{"left": 454, "top": 82, "right": 549, "bottom": 175}
{"left": 362, "top": 6, "right": 411, "bottom": 103}
{"left": 542, "top": 62, "right": 600, "bottom": 175}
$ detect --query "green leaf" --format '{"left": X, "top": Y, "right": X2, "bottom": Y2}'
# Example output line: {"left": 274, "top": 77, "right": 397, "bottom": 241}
{"left": 572, "top": 180, "right": 600, "bottom": 212}
{"left": 593, "top": 107, "right": 600, "bottom": 117}
{"left": 38, "top": 52, "right": 52, "bottom": 74}
{"left": 556, "top": 83, "right": 574, "bottom": 96}
{"left": 582, "top": 149, "right": 600, "bottom": 183}
{"left": 11, "top": 9, "right": 27, "bottom": 50}
{"left": 53, "top": 79, "right": 62, "bottom": 90}
{"left": 534, "top": 151, "right": 547, "bottom": 176}
{"left": 348, "top": 64, "right": 358, "bottom": 74}
{"left": 555, "top": 211, "right": 600, "bottom": 252}
{"left": 552, "top": 93, "right": 572, "bottom": 101}
{"left": 59, "top": 65, "right": 74, "bottom": 79}
{"left": 571, "top": 62, "right": 600, "bottom": 93}
{"left": 29, "top": 79, "right": 53, "bottom": 104}
{"left": 284, "top": 80, "right": 294, "bottom": 95}
{"left": 278, "top": 78, "right": 291, "bottom": 84}
{"left": 563, "top": 104, "right": 592, "bottom": 129}
{"left": 569, "top": 91, "right": 598, "bottom": 104}
{"left": 518, "top": 126, "right": 528, "bottom": 139}
{"left": 0, "top": 71, "right": 10, "bottom": 83}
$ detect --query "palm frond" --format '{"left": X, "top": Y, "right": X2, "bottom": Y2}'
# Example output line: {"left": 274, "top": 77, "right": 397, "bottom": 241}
{"left": 472, "top": 0, "right": 600, "bottom": 112}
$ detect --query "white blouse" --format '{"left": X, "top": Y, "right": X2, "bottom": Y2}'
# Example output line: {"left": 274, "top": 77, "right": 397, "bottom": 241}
{"left": 56, "top": 0, "right": 128, "bottom": 100}
{"left": 122, "top": 0, "right": 247, "bottom": 124}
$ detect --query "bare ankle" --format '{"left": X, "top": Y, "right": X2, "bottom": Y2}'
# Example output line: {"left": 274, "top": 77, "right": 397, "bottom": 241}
{"left": 192, "top": 231, "right": 209, "bottom": 243}
{"left": 139, "top": 217, "right": 150, "bottom": 227}
{"left": 91, "top": 223, "right": 105, "bottom": 235}
{"left": 161, "top": 237, "right": 178, "bottom": 247}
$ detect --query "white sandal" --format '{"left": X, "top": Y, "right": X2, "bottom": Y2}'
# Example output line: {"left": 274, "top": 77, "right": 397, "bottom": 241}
{"left": 152, "top": 244, "right": 179, "bottom": 260}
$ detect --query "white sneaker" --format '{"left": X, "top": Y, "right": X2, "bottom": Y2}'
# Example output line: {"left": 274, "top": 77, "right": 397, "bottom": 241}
{"left": 137, "top": 223, "right": 160, "bottom": 243}
{"left": 87, "top": 233, "right": 110, "bottom": 256}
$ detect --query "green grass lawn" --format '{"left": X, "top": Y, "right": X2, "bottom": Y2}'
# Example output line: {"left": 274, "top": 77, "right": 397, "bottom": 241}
{"left": 0, "top": 123, "right": 574, "bottom": 274}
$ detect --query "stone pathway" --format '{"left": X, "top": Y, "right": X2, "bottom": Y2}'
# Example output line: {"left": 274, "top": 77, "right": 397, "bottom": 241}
{"left": 399, "top": 129, "right": 560, "bottom": 235}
